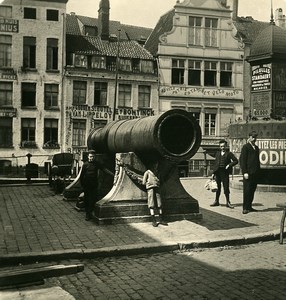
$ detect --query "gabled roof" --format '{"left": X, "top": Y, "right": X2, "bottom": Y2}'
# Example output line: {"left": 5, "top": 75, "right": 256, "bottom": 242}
{"left": 144, "top": 9, "right": 175, "bottom": 56}
{"left": 233, "top": 16, "right": 269, "bottom": 45}
{"left": 66, "top": 35, "right": 154, "bottom": 60}
{"left": 66, "top": 13, "right": 152, "bottom": 42}
{"left": 247, "top": 23, "right": 286, "bottom": 62}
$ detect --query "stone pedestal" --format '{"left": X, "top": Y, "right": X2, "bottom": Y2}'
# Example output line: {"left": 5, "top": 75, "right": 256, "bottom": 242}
{"left": 94, "top": 152, "right": 201, "bottom": 224}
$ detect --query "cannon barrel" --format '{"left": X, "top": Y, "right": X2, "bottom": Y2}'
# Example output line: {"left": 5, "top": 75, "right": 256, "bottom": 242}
{"left": 87, "top": 109, "right": 201, "bottom": 161}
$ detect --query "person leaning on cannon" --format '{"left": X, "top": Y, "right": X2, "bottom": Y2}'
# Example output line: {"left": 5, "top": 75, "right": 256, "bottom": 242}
{"left": 210, "top": 139, "right": 238, "bottom": 208}
{"left": 80, "top": 149, "right": 113, "bottom": 221}
{"left": 142, "top": 165, "right": 168, "bottom": 227}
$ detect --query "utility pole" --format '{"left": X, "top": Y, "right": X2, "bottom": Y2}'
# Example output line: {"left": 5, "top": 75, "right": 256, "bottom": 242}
{"left": 112, "top": 29, "right": 121, "bottom": 121}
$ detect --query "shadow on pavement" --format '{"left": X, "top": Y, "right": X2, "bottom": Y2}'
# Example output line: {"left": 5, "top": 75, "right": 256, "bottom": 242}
{"left": 193, "top": 208, "right": 256, "bottom": 230}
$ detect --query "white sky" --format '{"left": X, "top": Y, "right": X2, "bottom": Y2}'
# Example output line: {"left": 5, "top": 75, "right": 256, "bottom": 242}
{"left": 66, "top": 0, "right": 286, "bottom": 27}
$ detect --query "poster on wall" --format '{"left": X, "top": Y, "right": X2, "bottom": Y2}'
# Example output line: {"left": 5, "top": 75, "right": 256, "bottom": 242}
{"left": 251, "top": 64, "right": 271, "bottom": 91}
{"left": 251, "top": 92, "right": 271, "bottom": 118}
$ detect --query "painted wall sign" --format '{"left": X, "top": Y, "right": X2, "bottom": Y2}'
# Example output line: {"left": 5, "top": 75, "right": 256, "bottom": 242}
{"left": 251, "top": 64, "right": 271, "bottom": 91}
{"left": 66, "top": 105, "right": 155, "bottom": 120}
{"left": 159, "top": 86, "right": 243, "bottom": 99}
{"left": 0, "top": 18, "right": 19, "bottom": 33}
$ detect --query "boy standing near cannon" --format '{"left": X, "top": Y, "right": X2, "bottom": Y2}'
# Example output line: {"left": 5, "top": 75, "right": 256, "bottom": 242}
{"left": 143, "top": 166, "right": 168, "bottom": 227}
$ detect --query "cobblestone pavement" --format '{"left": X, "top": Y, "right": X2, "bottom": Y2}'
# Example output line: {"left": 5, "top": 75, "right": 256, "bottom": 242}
{"left": 2, "top": 241, "right": 285, "bottom": 299}
{"left": 0, "top": 177, "right": 285, "bottom": 261}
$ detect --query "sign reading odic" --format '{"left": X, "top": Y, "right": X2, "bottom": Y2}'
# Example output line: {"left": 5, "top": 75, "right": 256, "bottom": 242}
{"left": 257, "top": 139, "right": 286, "bottom": 168}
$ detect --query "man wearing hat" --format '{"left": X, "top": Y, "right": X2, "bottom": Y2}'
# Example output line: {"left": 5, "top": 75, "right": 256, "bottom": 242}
{"left": 239, "top": 131, "right": 261, "bottom": 214}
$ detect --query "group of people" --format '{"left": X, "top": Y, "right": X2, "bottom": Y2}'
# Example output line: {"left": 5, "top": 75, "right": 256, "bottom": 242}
{"left": 80, "top": 130, "right": 261, "bottom": 224}
{"left": 211, "top": 131, "right": 260, "bottom": 214}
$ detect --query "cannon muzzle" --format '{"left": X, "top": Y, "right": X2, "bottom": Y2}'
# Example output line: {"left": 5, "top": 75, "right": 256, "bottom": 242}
{"left": 87, "top": 109, "right": 201, "bottom": 162}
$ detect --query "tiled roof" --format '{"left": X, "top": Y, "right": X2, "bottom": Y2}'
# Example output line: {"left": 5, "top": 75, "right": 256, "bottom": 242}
{"left": 144, "top": 9, "right": 175, "bottom": 56}
{"left": 233, "top": 17, "right": 269, "bottom": 45}
{"left": 66, "top": 34, "right": 154, "bottom": 60}
{"left": 248, "top": 24, "right": 286, "bottom": 60}
{"left": 66, "top": 13, "right": 152, "bottom": 42}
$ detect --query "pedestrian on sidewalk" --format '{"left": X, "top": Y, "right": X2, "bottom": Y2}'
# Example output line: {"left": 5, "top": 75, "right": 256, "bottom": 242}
{"left": 210, "top": 139, "right": 238, "bottom": 208}
{"left": 143, "top": 165, "right": 168, "bottom": 227}
{"left": 239, "top": 131, "right": 261, "bottom": 214}
{"left": 80, "top": 150, "right": 99, "bottom": 221}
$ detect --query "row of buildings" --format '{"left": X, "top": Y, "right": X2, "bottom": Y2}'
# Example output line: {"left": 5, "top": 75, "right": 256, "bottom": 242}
{"left": 0, "top": 0, "right": 284, "bottom": 175}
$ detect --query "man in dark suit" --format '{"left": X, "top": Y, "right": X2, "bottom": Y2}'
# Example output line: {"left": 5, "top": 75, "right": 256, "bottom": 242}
{"left": 210, "top": 139, "right": 238, "bottom": 208}
{"left": 239, "top": 131, "right": 261, "bottom": 214}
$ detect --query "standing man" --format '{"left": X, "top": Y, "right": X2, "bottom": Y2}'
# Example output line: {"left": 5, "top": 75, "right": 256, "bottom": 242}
{"left": 239, "top": 131, "right": 261, "bottom": 214}
{"left": 80, "top": 150, "right": 99, "bottom": 221}
{"left": 210, "top": 139, "right": 238, "bottom": 208}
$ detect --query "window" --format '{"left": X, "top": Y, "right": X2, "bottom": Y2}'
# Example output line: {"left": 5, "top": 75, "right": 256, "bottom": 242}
{"left": 141, "top": 60, "right": 154, "bottom": 73}
{"left": 188, "top": 60, "right": 201, "bottom": 86}
{"left": 119, "top": 58, "right": 132, "bottom": 72}
{"left": 46, "top": 38, "right": 58, "bottom": 70}
{"left": 0, "top": 6, "right": 12, "bottom": 18}
{"left": 132, "top": 58, "right": 140, "bottom": 72}
{"left": 189, "top": 16, "right": 202, "bottom": 46}
{"left": 73, "top": 81, "right": 86, "bottom": 105}
{"left": 44, "top": 119, "right": 58, "bottom": 145}
{"left": 22, "top": 83, "right": 36, "bottom": 107}
{"left": 204, "top": 61, "right": 217, "bottom": 86}
{"left": 118, "top": 84, "right": 131, "bottom": 107}
{"left": 94, "top": 82, "right": 107, "bottom": 106}
{"left": 220, "top": 62, "right": 233, "bottom": 87}
{"left": 21, "top": 118, "right": 36, "bottom": 144}
{"left": 0, "top": 118, "right": 12, "bottom": 147}
{"left": 91, "top": 56, "right": 106, "bottom": 69}
{"left": 74, "top": 55, "right": 87, "bottom": 68}
{"left": 205, "top": 113, "right": 216, "bottom": 136}
{"left": 106, "top": 56, "right": 116, "bottom": 71}
{"left": 138, "top": 85, "right": 151, "bottom": 108}
{"left": 46, "top": 9, "right": 59, "bottom": 21}
{"left": 0, "top": 35, "right": 12, "bottom": 67}
{"left": 72, "top": 120, "right": 86, "bottom": 146}
{"left": 205, "top": 18, "right": 218, "bottom": 47}
{"left": 24, "top": 7, "right": 36, "bottom": 19}
{"left": 172, "top": 59, "right": 185, "bottom": 85}
{"left": 23, "top": 37, "right": 36, "bottom": 69}
{"left": 44, "top": 84, "right": 59, "bottom": 108}
{"left": 0, "top": 82, "right": 12, "bottom": 106}
{"left": 92, "top": 119, "right": 107, "bottom": 130}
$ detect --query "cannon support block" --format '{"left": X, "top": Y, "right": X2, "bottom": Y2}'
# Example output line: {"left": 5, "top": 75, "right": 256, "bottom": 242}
{"left": 94, "top": 152, "right": 202, "bottom": 224}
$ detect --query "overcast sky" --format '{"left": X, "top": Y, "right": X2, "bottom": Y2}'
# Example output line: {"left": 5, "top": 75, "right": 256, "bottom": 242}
{"left": 66, "top": 0, "right": 286, "bottom": 28}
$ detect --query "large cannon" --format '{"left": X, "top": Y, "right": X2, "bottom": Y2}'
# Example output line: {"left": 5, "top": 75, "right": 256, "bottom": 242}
{"left": 64, "top": 109, "right": 202, "bottom": 224}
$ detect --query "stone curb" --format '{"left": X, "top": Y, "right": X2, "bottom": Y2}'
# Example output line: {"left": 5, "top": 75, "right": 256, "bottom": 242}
{"left": 0, "top": 231, "right": 281, "bottom": 266}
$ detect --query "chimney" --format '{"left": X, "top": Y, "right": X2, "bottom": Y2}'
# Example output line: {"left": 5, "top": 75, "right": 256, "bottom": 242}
{"left": 232, "top": 0, "right": 238, "bottom": 20}
{"left": 98, "top": 0, "right": 110, "bottom": 40}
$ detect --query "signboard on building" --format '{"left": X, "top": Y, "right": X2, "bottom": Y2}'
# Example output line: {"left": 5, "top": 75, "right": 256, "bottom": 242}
{"left": 251, "top": 64, "right": 271, "bottom": 91}
{"left": 0, "top": 108, "right": 17, "bottom": 117}
{"left": 251, "top": 91, "right": 271, "bottom": 118}
{"left": 66, "top": 105, "right": 155, "bottom": 120}
{"left": 230, "top": 138, "right": 286, "bottom": 169}
{"left": 0, "top": 18, "right": 19, "bottom": 33}
{"left": 0, "top": 69, "right": 17, "bottom": 80}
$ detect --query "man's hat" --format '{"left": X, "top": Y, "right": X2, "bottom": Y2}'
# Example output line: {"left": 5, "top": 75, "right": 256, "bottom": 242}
{"left": 249, "top": 131, "right": 258, "bottom": 137}
{"left": 88, "top": 149, "right": 96, "bottom": 154}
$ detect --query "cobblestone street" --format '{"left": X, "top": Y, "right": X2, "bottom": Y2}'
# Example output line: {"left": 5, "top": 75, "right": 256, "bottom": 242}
{"left": 8, "top": 241, "right": 282, "bottom": 300}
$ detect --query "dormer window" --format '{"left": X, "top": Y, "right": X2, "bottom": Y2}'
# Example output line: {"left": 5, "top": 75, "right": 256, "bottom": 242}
{"left": 91, "top": 56, "right": 106, "bottom": 69}
{"left": 74, "top": 54, "right": 87, "bottom": 68}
